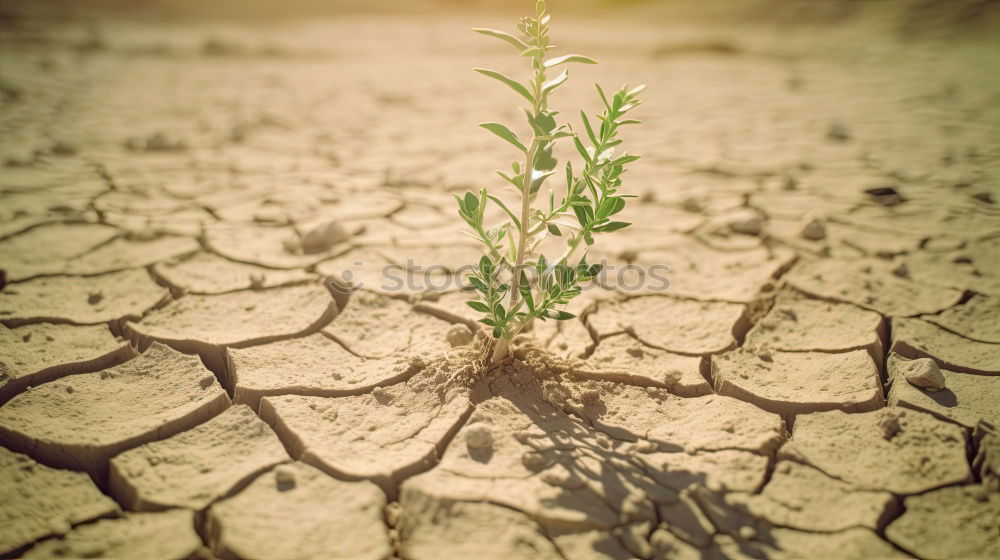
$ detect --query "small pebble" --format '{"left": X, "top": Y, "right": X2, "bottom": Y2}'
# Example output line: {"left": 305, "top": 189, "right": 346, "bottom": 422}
{"left": 801, "top": 218, "right": 826, "bottom": 241}
{"left": 903, "top": 358, "right": 946, "bottom": 391}
{"left": 465, "top": 423, "right": 493, "bottom": 449}
{"left": 274, "top": 465, "right": 296, "bottom": 488}
{"left": 445, "top": 324, "right": 473, "bottom": 347}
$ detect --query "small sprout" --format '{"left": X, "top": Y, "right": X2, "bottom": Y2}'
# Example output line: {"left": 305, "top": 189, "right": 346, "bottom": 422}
{"left": 461, "top": 1, "right": 645, "bottom": 363}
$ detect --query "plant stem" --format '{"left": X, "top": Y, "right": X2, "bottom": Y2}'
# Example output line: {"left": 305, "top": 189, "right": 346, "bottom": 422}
{"left": 508, "top": 57, "right": 544, "bottom": 313}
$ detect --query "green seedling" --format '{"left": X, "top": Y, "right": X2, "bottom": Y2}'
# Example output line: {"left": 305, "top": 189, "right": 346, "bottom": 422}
{"left": 457, "top": 0, "right": 644, "bottom": 363}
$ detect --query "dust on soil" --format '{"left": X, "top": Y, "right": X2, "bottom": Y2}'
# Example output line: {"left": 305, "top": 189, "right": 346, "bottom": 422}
{"left": 1, "top": 0, "right": 999, "bottom": 558}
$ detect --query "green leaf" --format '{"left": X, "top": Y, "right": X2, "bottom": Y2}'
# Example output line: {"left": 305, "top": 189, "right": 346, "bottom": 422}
{"left": 544, "top": 54, "right": 598, "bottom": 68}
{"left": 627, "top": 84, "right": 647, "bottom": 97}
{"left": 479, "top": 255, "right": 493, "bottom": 278}
{"left": 547, "top": 310, "right": 576, "bottom": 320}
{"left": 580, "top": 111, "right": 597, "bottom": 145}
{"left": 541, "top": 69, "right": 568, "bottom": 93}
{"left": 474, "top": 69, "right": 534, "bottom": 103}
{"left": 466, "top": 301, "right": 491, "bottom": 313}
{"left": 533, "top": 143, "right": 558, "bottom": 171}
{"left": 547, "top": 223, "right": 561, "bottom": 236}
{"left": 464, "top": 192, "right": 479, "bottom": 213}
{"left": 520, "top": 46, "right": 545, "bottom": 58}
{"left": 530, "top": 169, "right": 557, "bottom": 195}
{"left": 572, "top": 135, "right": 591, "bottom": 163}
{"left": 497, "top": 171, "right": 522, "bottom": 189}
{"left": 468, "top": 276, "right": 486, "bottom": 293}
{"left": 487, "top": 194, "right": 522, "bottom": 229}
{"left": 518, "top": 272, "right": 534, "bottom": 312}
{"left": 472, "top": 28, "right": 530, "bottom": 51}
{"left": 597, "top": 221, "right": 631, "bottom": 232}
{"left": 492, "top": 327, "right": 502, "bottom": 338}
{"left": 597, "top": 196, "right": 625, "bottom": 219}
{"left": 526, "top": 110, "right": 557, "bottom": 135}
{"left": 479, "top": 122, "right": 527, "bottom": 151}
{"left": 572, "top": 204, "right": 589, "bottom": 226}
{"left": 609, "top": 196, "right": 626, "bottom": 215}
{"left": 595, "top": 83, "right": 611, "bottom": 112}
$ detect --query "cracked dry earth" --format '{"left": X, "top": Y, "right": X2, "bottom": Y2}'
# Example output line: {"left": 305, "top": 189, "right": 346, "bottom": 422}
{"left": 2, "top": 9, "right": 1000, "bottom": 560}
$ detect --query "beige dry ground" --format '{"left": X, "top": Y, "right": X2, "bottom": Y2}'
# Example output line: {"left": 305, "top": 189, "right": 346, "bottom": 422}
{"left": 1, "top": 2, "right": 999, "bottom": 559}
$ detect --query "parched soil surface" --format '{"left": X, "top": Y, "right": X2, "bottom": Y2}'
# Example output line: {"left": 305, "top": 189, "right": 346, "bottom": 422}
{"left": 1, "top": 4, "right": 999, "bottom": 559}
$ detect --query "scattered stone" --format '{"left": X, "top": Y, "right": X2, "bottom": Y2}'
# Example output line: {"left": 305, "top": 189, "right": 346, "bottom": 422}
{"left": 403, "top": 372, "right": 780, "bottom": 553}
{"left": 205, "top": 223, "right": 340, "bottom": 269}
{"left": 800, "top": 217, "right": 826, "bottom": 240}
{"left": 445, "top": 323, "right": 474, "bottom": 347}
{"left": 23, "top": 510, "right": 202, "bottom": 560}
{"left": 229, "top": 332, "right": 419, "bottom": 408}
{"left": 885, "top": 485, "right": 1000, "bottom": 559}
{"left": 0, "top": 269, "right": 170, "bottom": 326}
{"left": 464, "top": 423, "right": 493, "bottom": 450}
{"left": 712, "top": 348, "right": 883, "bottom": 415}
{"left": 826, "top": 120, "right": 850, "bottom": 141}
{"left": 0, "top": 343, "right": 230, "bottom": 477}
{"left": 887, "top": 353, "right": 1000, "bottom": 430}
{"left": 0, "top": 447, "right": 120, "bottom": 556}
{"left": 971, "top": 191, "right": 994, "bottom": 204}
{"left": 779, "top": 408, "right": 971, "bottom": 494}
{"left": 300, "top": 220, "right": 351, "bottom": 254}
{"left": 207, "top": 462, "right": 390, "bottom": 560}
{"left": 109, "top": 405, "right": 289, "bottom": 510}
{"left": 891, "top": 317, "right": 1000, "bottom": 375}
{"left": 274, "top": 464, "right": 296, "bottom": 487}
{"left": 0, "top": 323, "right": 135, "bottom": 403}
{"left": 49, "top": 140, "right": 77, "bottom": 156}
{"left": 125, "top": 283, "right": 338, "bottom": 349}
{"left": 728, "top": 212, "right": 764, "bottom": 236}
{"left": 900, "top": 357, "right": 946, "bottom": 391}
{"left": 680, "top": 197, "right": 703, "bottom": 213}
{"left": 863, "top": 186, "right": 906, "bottom": 206}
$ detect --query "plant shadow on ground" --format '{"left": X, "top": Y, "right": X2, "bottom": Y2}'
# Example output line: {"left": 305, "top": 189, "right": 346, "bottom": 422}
{"left": 413, "top": 342, "right": 781, "bottom": 557}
